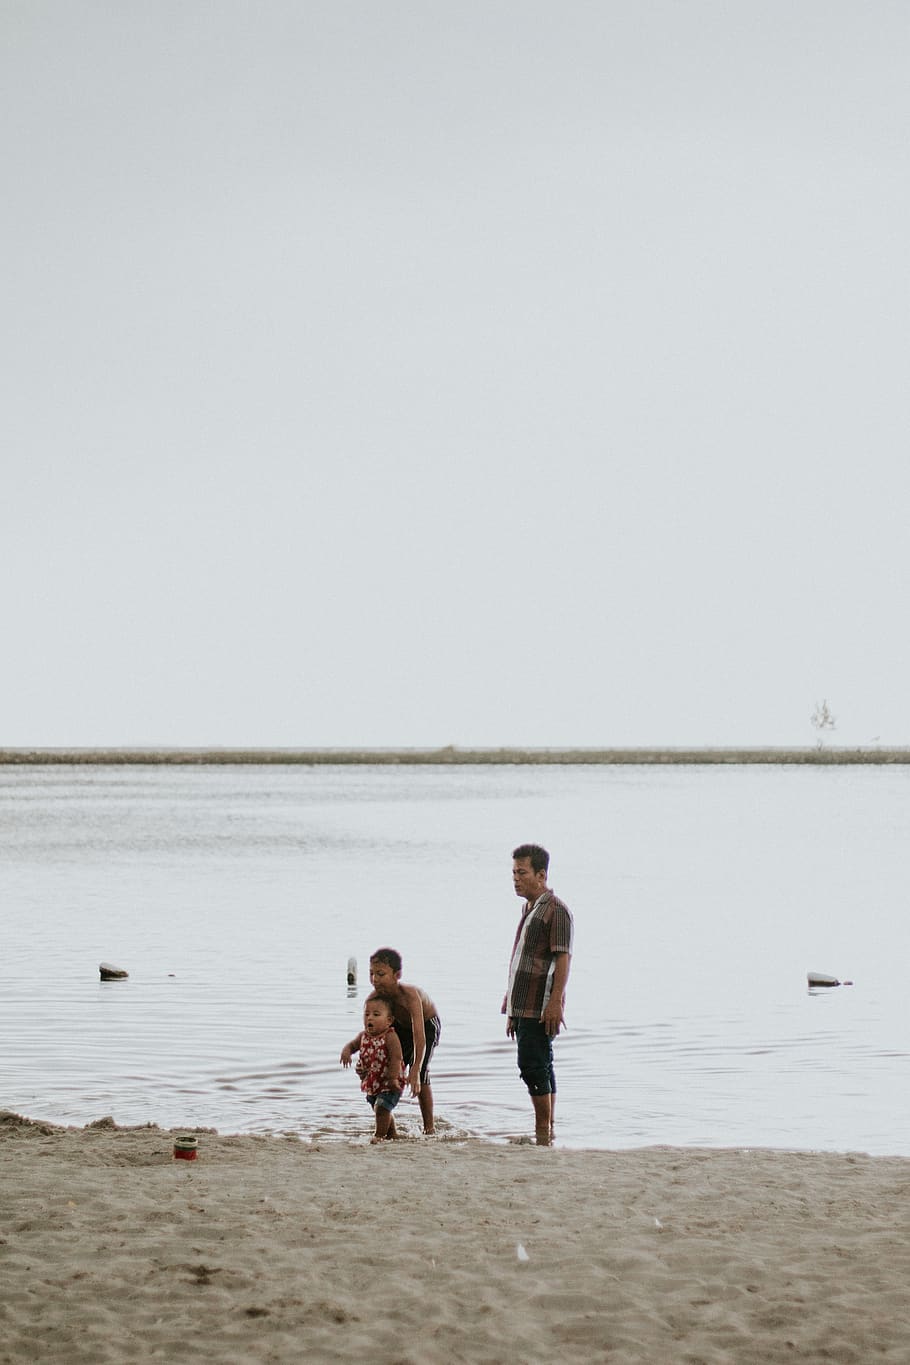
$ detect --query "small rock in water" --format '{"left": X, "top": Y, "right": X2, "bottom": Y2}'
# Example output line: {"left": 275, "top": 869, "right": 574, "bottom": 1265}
{"left": 99, "top": 962, "right": 129, "bottom": 980}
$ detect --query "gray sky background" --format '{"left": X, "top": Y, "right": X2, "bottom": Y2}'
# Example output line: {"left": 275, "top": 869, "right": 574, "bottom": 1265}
{"left": 3, "top": 3, "right": 907, "bottom": 748}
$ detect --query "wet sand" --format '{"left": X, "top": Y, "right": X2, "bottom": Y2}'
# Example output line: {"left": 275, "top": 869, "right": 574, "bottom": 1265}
{"left": 3, "top": 1113, "right": 909, "bottom": 1363}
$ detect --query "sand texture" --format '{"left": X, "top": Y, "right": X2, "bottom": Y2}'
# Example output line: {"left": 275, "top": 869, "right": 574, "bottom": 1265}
{"left": 2, "top": 1113, "right": 909, "bottom": 1363}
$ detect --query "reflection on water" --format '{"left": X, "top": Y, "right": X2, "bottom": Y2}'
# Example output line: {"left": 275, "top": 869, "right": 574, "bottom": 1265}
{"left": 1, "top": 763, "right": 909, "bottom": 1153}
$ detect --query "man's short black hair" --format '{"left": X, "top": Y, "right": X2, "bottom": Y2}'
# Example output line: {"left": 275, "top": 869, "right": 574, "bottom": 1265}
{"left": 512, "top": 843, "right": 550, "bottom": 874}
{"left": 370, "top": 947, "right": 402, "bottom": 973}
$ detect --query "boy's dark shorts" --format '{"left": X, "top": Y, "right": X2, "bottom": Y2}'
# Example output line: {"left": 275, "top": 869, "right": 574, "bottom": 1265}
{"left": 515, "top": 1018, "right": 556, "bottom": 1097}
{"left": 397, "top": 1015, "right": 441, "bottom": 1085}
{"left": 367, "top": 1089, "right": 402, "bottom": 1114}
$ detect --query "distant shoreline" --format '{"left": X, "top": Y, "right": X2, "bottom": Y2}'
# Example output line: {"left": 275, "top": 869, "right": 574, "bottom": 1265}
{"left": 2, "top": 746, "right": 910, "bottom": 766}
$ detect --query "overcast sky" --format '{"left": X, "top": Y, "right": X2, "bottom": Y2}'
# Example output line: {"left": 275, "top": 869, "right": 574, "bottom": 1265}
{"left": 3, "top": 3, "right": 907, "bottom": 748}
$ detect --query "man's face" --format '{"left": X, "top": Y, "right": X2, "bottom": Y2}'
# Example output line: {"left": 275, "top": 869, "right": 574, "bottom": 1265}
{"left": 512, "top": 857, "right": 546, "bottom": 902}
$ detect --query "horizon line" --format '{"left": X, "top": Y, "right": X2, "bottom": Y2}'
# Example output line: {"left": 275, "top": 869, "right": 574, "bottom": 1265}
{"left": 2, "top": 745, "right": 909, "bottom": 766}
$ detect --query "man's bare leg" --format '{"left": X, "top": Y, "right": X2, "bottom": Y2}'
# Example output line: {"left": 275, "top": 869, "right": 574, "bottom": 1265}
{"left": 418, "top": 1082, "right": 435, "bottom": 1135}
{"left": 532, "top": 1094, "right": 552, "bottom": 1146}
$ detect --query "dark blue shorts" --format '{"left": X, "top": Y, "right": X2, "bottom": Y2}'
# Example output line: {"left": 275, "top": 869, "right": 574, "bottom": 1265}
{"left": 515, "top": 1018, "right": 556, "bottom": 1097}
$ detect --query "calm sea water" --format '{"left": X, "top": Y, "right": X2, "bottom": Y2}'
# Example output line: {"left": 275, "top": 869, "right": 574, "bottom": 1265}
{"left": 2, "top": 763, "right": 908, "bottom": 1153}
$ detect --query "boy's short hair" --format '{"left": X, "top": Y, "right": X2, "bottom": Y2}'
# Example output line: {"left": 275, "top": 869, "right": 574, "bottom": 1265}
{"left": 370, "top": 947, "right": 402, "bottom": 973}
{"left": 512, "top": 843, "right": 550, "bottom": 874}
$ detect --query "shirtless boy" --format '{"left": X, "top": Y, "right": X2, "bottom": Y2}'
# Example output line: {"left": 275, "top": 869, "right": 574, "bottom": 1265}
{"left": 366, "top": 947, "right": 441, "bottom": 1135}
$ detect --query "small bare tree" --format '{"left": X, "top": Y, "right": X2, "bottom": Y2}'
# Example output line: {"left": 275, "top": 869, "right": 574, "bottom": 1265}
{"left": 811, "top": 699, "right": 837, "bottom": 747}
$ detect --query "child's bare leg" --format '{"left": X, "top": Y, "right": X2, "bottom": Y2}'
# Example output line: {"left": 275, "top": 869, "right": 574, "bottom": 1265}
{"left": 418, "top": 1082, "right": 434, "bottom": 1135}
{"left": 531, "top": 1094, "right": 552, "bottom": 1146}
{"left": 372, "top": 1106, "right": 395, "bottom": 1143}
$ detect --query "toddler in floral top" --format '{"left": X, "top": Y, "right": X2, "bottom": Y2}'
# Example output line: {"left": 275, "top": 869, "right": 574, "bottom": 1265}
{"left": 340, "top": 993, "right": 407, "bottom": 1142}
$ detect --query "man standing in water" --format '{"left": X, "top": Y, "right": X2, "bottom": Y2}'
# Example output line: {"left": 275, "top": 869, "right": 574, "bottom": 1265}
{"left": 503, "top": 843, "right": 573, "bottom": 1145}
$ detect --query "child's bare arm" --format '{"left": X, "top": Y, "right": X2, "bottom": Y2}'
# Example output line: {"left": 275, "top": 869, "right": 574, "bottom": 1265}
{"left": 385, "top": 1029, "right": 404, "bottom": 1089}
{"left": 340, "top": 1032, "right": 363, "bottom": 1067}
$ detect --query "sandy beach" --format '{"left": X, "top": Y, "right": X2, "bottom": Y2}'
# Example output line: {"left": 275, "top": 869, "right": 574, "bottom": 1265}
{"left": 2, "top": 1114, "right": 909, "bottom": 1363}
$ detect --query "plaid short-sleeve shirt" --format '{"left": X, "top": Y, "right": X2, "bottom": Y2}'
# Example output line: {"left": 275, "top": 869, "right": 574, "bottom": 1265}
{"left": 505, "top": 890, "right": 574, "bottom": 1020}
